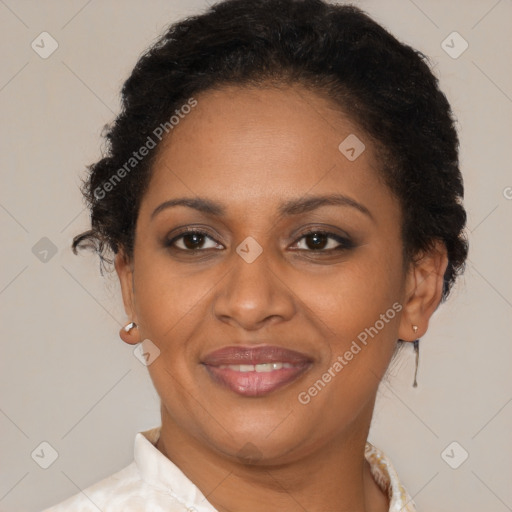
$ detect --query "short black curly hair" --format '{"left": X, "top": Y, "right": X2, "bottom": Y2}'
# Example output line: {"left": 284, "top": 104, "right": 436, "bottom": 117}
{"left": 72, "top": 0, "right": 468, "bottom": 303}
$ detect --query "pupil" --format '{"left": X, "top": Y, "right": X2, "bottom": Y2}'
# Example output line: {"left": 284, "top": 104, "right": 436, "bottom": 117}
{"left": 184, "top": 233, "right": 203, "bottom": 249}
{"left": 307, "top": 232, "right": 326, "bottom": 250}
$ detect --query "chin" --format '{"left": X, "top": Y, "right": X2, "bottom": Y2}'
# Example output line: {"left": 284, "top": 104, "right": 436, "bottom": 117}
{"left": 200, "top": 412, "right": 317, "bottom": 466}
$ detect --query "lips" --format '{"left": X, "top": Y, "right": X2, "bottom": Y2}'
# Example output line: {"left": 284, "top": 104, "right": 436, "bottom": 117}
{"left": 201, "top": 345, "right": 313, "bottom": 397}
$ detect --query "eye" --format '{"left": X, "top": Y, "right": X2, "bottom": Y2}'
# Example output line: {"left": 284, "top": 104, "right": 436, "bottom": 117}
{"left": 166, "top": 229, "right": 223, "bottom": 251}
{"left": 164, "top": 228, "right": 354, "bottom": 253}
{"left": 291, "top": 230, "right": 354, "bottom": 252}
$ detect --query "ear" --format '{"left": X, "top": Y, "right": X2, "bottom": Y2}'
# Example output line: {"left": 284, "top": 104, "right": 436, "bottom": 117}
{"left": 398, "top": 240, "right": 449, "bottom": 341}
{"left": 115, "top": 249, "right": 140, "bottom": 345}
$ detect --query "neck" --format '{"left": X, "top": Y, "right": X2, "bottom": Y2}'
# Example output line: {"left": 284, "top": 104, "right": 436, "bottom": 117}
{"left": 155, "top": 400, "right": 389, "bottom": 512}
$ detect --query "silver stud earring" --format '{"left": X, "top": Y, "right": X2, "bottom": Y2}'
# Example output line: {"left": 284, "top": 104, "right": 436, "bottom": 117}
{"left": 124, "top": 322, "right": 137, "bottom": 333}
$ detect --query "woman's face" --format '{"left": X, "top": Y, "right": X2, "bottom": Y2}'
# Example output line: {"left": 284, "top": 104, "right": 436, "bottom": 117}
{"left": 117, "top": 84, "right": 421, "bottom": 463}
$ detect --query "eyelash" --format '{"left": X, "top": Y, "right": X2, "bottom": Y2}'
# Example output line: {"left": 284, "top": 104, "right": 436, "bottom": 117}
{"left": 164, "top": 228, "right": 354, "bottom": 254}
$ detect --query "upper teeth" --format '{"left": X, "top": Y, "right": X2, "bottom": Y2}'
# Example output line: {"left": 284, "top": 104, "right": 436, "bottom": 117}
{"left": 218, "top": 362, "right": 295, "bottom": 372}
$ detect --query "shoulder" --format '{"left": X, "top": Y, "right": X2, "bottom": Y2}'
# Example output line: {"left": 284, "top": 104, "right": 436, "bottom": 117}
{"left": 40, "top": 461, "right": 186, "bottom": 512}
{"left": 41, "top": 426, "right": 211, "bottom": 512}
{"left": 41, "top": 462, "right": 136, "bottom": 512}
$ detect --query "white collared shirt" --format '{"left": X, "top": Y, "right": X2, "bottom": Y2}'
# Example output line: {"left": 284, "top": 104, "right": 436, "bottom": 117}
{"left": 42, "top": 426, "right": 417, "bottom": 512}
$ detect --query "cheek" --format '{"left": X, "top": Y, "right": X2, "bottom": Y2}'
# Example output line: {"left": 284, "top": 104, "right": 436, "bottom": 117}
{"left": 296, "top": 251, "right": 404, "bottom": 390}
{"left": 297, "top": 250, "right": 403, "bottom": 328}
{"left": 132, "top": 249, "right": 208, "bottom": 338}
{"left": 290, "top": 256, "right": 403, "bottom": 420}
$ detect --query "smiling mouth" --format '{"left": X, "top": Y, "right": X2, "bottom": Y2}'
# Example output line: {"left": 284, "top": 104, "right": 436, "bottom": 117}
{"left": 201, "top": 345, "right": 313, "bottom": 397}
{"left": 217, "top": 362, "right": 298, "bottom": 372}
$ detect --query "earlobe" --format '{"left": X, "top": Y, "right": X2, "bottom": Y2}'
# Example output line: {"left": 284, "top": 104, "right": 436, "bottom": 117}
{"left": 119, "top": 321, "right": 140, "bottom": 345}
{"left": 398, "top": 240, "right": 449, "bottom": 341}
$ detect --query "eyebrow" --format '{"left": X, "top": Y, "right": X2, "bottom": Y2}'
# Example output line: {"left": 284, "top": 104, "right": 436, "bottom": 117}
{"left": 150, "top": 194, "right": 374, "bottom": 222}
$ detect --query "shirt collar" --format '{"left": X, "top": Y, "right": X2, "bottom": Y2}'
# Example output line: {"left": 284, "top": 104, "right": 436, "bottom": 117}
{"left": 134, "top": 426, "right": 216, "bottom": 511}
{"left": 364, "top": 441, "right": 417, "bottom": 511}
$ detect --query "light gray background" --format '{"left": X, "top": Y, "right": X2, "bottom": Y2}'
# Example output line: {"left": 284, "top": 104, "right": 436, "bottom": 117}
{"left": 1, "top": 1, "right": 511, "bottom": 511}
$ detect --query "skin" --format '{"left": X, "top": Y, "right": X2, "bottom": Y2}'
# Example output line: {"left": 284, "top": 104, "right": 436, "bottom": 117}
{"left": 115, "top": 83, "right": 448, "bottom": 512}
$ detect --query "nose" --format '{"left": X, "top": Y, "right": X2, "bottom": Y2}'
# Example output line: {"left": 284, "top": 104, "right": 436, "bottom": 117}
{"left": 212, "top": 247, "right": 296, "bottom": 331}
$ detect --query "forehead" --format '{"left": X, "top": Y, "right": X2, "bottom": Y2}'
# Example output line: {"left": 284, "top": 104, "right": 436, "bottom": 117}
{"left": 139, "top": 84, "right": 392, "bottom": 221}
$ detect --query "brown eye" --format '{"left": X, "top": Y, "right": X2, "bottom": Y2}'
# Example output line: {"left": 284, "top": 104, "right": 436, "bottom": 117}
{"left": 292, "top": 230, "right": 354, "bottom": 252}
{"left": 304, "top": 232, "right": 329, "bottom": 250}
{"left": 166, "top": 230, "right": 222, "bottom": 251}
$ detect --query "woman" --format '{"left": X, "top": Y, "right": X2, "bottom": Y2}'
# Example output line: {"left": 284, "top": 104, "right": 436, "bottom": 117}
{"left": 43, "top": 0, "right": 468, "bottom": 510}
